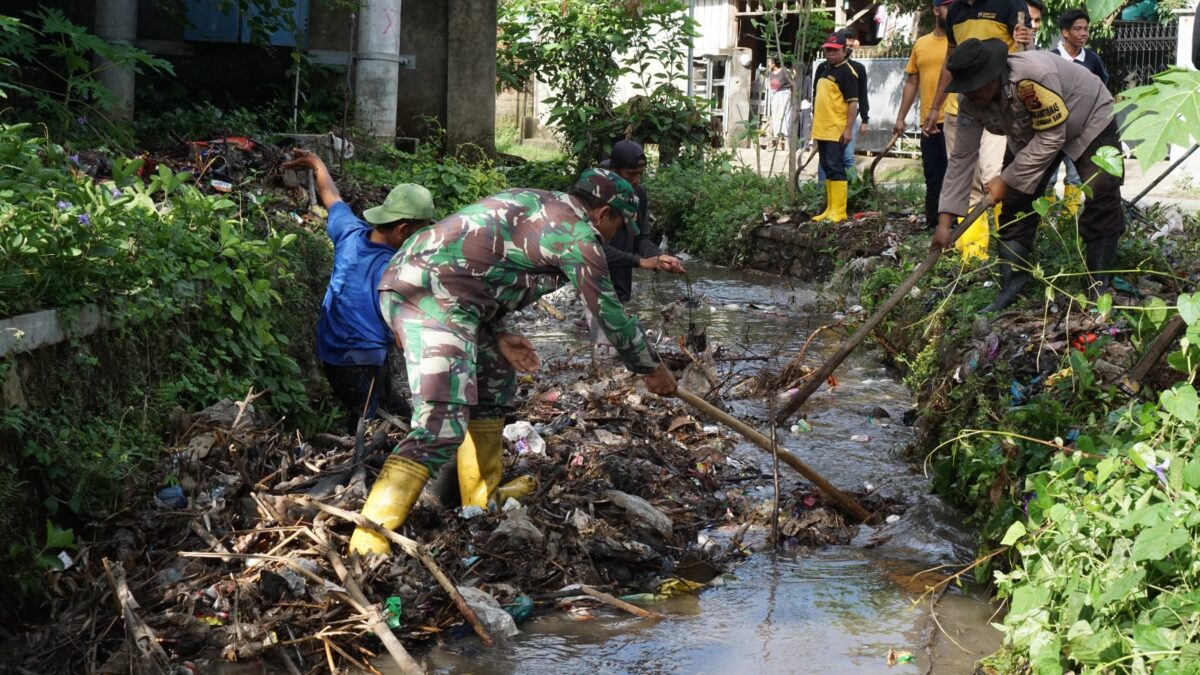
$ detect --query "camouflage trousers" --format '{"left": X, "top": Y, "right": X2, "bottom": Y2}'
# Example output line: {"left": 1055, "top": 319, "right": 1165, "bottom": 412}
{"left": 380, "top": 290, "right": 516, "bottom": 473}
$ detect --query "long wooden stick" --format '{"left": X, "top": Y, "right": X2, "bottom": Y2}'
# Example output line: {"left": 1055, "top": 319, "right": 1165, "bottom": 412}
{"left": 674, "top": 387, "right": 872, "bottom": 522}
{"left": 865, "top": 129, "right": 903, "bottom": 185}
{"left": 1119, "top": 313, "right": 1186, "bottom": 397}
{"left": 579, "top": 585, "right": 663, "bottom": 619}
{"left": 775, "top": 200, "right": 990, "bottom": 424}
{"left": 290, "top": 495, "right": 494, "bottom": 646}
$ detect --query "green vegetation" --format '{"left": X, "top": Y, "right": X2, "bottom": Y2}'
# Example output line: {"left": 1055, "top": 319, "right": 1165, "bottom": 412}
{"left": 861, "top": 193, "right": 1200, "bottom": 671}
{"left": 497, "top": 0, "right": 711, "bottom": 169}
{"left": 0, "top": 121, "right": 333, "bottom": 613}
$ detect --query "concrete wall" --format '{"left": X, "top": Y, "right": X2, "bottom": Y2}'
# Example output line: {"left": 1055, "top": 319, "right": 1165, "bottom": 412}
{"left": 8, "top": 0, "right": 493, "bottom": 152}
{"left": 1174, "top": 5, "right": 1200, "bottom": 182}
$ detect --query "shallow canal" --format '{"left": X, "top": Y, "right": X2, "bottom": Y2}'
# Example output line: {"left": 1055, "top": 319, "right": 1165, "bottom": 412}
{"left": 418, "top": 262, "right": 1002, "bottom": 674}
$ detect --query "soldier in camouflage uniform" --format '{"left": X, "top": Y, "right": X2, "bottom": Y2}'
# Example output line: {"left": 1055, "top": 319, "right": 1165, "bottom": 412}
{"left": 350, "top": 168, "right": 678, "bottom": 554}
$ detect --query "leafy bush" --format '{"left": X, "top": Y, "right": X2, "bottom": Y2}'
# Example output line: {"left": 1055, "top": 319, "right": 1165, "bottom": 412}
{"left": 0, "top": 9, "right": 173, "bottom": 145}
{"left": 992, "top": 297, "right": 1200, "bottom": 673}
{"left": 647, "top": 157, "right": 793, "bottom": 264}
{"left": 501, "top": 158, "right": 576, "bottom": 193}
{"left": 0, "top": 121, "right": 332, "bottom": 614}
{"left": 497, "top": 0, "right": 710, "bottom": 168}
{"left": 342, "top": 142, "right": 508, "bottom": 219}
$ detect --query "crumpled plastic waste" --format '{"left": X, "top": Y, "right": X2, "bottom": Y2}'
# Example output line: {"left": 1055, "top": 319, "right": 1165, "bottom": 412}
{"left": 603, "top": 490, "right": 673, "bottom": 540}
{"left": 456, "top": 586, "right": 519, "bottom": 638}
{"left": 383, "top": 596, "right": 403, "bottom": 629}
{"left": 502, "top": 595, "right": 534, "bottom": 622}
{"left": 1009, "top": 373, "right": 1044, "bottom": 406}
{"left": 502, "top": 421, "right": 546, "bottom": 455}
{"left": 155, "top": 485, "right": 188, "bottom": 509}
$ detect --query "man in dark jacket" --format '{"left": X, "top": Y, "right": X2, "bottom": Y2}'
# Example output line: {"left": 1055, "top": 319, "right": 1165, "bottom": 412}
{"left": 599, "top": 140, "right": 685, "bottom": 303}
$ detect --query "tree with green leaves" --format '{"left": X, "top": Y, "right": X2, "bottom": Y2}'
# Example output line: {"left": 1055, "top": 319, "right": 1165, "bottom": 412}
{"left": 497, "top": 0, "right": 710, "bottom": 170}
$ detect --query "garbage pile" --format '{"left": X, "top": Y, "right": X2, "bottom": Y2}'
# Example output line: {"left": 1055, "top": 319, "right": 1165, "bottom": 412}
{"left": 17, "top": 363, "right": 808, "bottom": 672}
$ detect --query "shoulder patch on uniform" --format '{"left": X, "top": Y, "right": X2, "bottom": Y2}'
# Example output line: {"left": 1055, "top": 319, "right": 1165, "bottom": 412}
{"left": 1016, "top": 79, "right": 1069, "bottom": 131}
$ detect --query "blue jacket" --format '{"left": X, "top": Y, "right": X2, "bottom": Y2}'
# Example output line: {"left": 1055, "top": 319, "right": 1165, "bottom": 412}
{"left": 315, "top": 202, "right": 396, "bottom": 366}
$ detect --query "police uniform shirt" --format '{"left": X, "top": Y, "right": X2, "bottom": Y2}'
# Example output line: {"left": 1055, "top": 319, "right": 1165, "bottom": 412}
{"left": 938, "top": 50, "right": 1115, "bottom": 216}
{"left": 811, "top": 61, "right": 860, "bottom": 142}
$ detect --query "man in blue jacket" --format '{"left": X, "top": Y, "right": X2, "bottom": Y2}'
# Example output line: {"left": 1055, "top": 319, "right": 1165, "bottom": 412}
{"left": 282, "top": 149, "right": 434, "bottom": 434}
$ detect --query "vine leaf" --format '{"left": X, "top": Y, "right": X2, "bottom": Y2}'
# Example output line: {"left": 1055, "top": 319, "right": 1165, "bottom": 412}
{"left": 1115, "top": 68, "right": 1200, "bottom": 172}
{"left": 1130, "top": 523, "right": 1188, "bottom": 562}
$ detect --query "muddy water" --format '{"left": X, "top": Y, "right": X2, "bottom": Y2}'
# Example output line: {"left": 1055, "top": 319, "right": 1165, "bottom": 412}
{"left": 420, "top": 262, "right": 1001, "bottom": 674}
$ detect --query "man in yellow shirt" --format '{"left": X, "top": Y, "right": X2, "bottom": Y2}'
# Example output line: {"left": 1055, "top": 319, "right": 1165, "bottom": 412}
{"left": 809, "top": 32, "right": 859, "bottom": 223}
{"left": 894, "top": 0, "right": 958, "bottom": 229}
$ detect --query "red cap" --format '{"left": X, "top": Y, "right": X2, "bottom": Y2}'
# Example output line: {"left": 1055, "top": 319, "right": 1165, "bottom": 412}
{"left": 822, "top": 33, "right": 848, "bottom": 49}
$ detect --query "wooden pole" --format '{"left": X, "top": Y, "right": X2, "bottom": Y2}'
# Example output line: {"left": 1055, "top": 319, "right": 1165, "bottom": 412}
{"left": 674, "top": 387, "right": 872, "bottom": 522}
{"left": 864, "top": 129, "right": 903, "bottom": 185}
{"left": 775, "top": 200, "right": 991, "bottom": 425}
{"left": 1119, "top": 314, "right": 1186, "bottom": 397}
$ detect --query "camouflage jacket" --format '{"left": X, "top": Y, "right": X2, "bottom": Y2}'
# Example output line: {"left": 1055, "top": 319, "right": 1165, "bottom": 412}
{"left": 378, "top": 189, "right": 660, "bottom": 373}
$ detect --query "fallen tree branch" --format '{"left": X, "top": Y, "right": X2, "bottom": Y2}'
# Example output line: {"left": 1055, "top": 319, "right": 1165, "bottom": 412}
{"left": 289, "top": 495, "right": 494, "bottom": 646}
{"left": 306, "top": 521, "right": 424, "bottom": 675}
{"left": 102, "top": 559, "right": 172, "bottom": 675}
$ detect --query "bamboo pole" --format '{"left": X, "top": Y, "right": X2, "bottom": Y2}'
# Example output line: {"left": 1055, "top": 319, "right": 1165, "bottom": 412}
{"left": 775, "top": 200, "right": 990, "bottom": 424}
{"left": 674, "top": 387, "right": 872, "bottom": 522}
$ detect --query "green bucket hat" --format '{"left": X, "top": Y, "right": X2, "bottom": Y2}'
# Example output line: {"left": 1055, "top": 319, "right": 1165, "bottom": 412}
{"left": 362, "top": 183, "right": 435, "bottom": 225}
{"left": 573, "top": 167, "right": 640, "bottom": 233}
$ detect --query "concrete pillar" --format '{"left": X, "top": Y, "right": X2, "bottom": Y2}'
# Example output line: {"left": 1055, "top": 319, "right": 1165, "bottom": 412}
{"left": 446, "top": 0, "right": 497, "bottom": 157}
{"left": 356, "top": 0, "right": 402, "bottom": 140}
{"left": 94, "top": 0, "right": 137, "bottom": 122}
{"left": 728, "top": 48, "right": 753, "bottom": 148}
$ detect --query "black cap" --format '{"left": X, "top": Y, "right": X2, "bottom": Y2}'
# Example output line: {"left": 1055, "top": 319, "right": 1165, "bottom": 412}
{"left": 946, "top": 38, "right": 1009, "bottom": 93}
{"left": 600, "top": 140, "right": 647, "bottom": 170}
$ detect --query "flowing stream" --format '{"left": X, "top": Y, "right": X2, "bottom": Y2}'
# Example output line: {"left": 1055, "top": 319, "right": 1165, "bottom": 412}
{"left": 414, "top": 262, "right": 1002, "bottom": 674}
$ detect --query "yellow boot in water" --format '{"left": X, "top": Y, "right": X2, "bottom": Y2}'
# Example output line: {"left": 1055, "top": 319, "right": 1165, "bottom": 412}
{"left": 810, "top": 180, "right": 833, "bottom": 222}
{"left": 817, "top": 180, "right": 849, "bottom": 223}
{"left": 495, "top": 475, "right": 539, "bottom": 502}
{"left": 956, "top": 210, "right": 991, "bottom": 261}
{"left": 457, "top": 418, "right": 505, "bottom": 508}
{"left": 1063, "top": 184, "right": 1083, "bottom": 216}
{"left": 349, "top": 456, "right": 430, "bottom": 555}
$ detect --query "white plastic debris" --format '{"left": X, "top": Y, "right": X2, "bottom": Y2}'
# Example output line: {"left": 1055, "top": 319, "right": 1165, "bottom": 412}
{"left": 603, "top": 490, "right": 673, "bottom": 540}
{"left": 456, "top": 586, "right": 520, "bottom": 638}
{"left": 502, "top": 421, "right": 546, "bottom": 455}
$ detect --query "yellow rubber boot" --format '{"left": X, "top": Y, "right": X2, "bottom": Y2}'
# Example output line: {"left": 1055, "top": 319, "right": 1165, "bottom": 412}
{"left": 823, "top": 180, "right": 849, "bottom": 223}
{"left": 811, "top": 180, "right": 833, "bottom": 222}
{"left": 457, "top": 418, "right": 505, "bottom": 508}
{"left": 349, "top": 456, "right": 430, "bottom": 555}
{"left": 1063, "top": 184, "right": 1082, "bottom": 216}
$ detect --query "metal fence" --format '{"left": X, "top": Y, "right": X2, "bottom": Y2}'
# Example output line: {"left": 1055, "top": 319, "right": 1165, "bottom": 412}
{"left": 1093, "top": 20, "right": 1179, "bottom": 93}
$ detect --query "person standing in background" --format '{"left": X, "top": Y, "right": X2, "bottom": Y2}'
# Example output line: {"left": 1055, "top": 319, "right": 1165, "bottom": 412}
{"left": 766, "top": 54, "right": 793, "bottom": 151}
{"left": 820, "top": 30, "right": 869, "bottom": 182}
{"left": 1047, "top": 8, "right": 1109, "bottom": 214}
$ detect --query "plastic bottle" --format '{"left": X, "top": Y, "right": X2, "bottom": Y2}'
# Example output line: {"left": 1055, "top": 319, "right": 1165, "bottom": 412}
{"left": 495, "top": 475, "right": 539, "bottom": 501}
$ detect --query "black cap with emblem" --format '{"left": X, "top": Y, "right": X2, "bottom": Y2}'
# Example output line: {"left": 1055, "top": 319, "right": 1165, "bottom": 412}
{"left": 946, "top": 38, "right": 1010, "bottom": 93}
